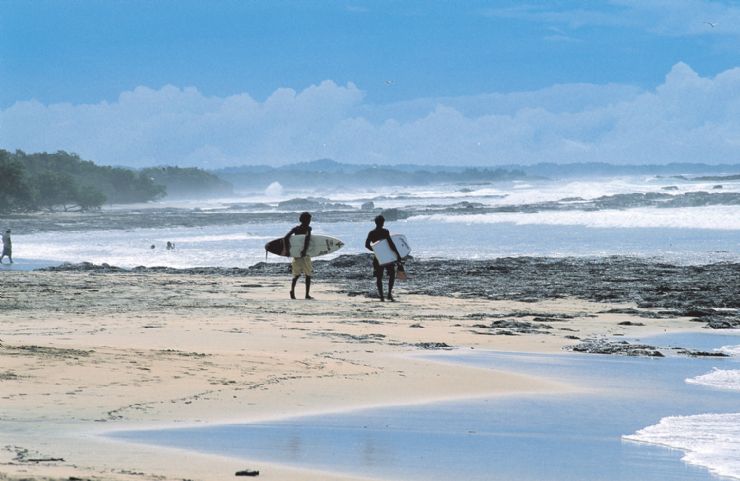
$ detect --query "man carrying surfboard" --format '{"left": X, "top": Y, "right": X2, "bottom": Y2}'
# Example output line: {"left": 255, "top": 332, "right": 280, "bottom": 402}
{"left": 365, "top": 215, "right": 402, "bottom": 302}
{"left": 284, "top": 212, "right": 314, "bottom": 300}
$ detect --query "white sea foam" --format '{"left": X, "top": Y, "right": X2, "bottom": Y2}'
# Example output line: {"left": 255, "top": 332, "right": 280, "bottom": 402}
{"left": 686, "top": 368, "right": 740, "bottom": 392}
{"left": 624, "top": 413, "right": 740, "bottom": 479}
{"left": 719, "top": 345, "right": 740, "bottom": 356}
{"left": 166, "top": 233, "right": 270, "bottom": 243}
{"left": 407, "top": 205, "right": 740, "bottom": 230}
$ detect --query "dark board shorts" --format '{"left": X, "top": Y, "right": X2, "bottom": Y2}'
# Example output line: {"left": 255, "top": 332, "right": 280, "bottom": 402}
{"left": 372, "top": 258, "right": 395, "bottom": 277}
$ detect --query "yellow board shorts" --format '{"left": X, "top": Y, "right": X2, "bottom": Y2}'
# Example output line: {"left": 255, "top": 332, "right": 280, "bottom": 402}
{"left": 291, "top": 256, "right": 313, "bottom": 276}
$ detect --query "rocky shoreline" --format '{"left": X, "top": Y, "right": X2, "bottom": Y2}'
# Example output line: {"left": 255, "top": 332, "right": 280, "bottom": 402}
{"left": 41, "top": 254, "right": 740, "bottom": 331}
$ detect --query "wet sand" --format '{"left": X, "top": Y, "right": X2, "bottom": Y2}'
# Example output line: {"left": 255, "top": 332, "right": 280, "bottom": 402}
{"left": 0, "top": 270, "right": 706, "bottom": 481}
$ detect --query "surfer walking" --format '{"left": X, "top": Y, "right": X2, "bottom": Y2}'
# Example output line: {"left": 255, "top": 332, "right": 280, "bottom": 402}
{"left": 284, "top": 212, "right": 314, "bottom": 300}
{"left": 365, "top": 215, "right": 401, "bottom": 302}
{"left": 1, "top": 229, "right": 12, "bottom": 264}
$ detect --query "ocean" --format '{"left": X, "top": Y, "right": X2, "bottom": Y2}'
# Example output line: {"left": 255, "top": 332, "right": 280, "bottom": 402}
{"left": 4, "top": 174, "right": 740, "bottom": 270}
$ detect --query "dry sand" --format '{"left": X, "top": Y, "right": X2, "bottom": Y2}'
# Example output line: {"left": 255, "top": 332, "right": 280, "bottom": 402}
{"left": 0, "top": 271, "right": 702, "bottom": 481}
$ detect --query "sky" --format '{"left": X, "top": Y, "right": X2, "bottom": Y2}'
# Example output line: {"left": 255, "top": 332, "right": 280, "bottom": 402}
{"left": 1, "top": 0, "right": 740, "bottom": 167}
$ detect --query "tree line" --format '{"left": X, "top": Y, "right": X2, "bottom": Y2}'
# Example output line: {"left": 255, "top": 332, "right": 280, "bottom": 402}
{"left": 0, "top": 150, "right": 234, "bottom": 213}
{"left": 0, "top": 150, "right": 165, "bottom": 213}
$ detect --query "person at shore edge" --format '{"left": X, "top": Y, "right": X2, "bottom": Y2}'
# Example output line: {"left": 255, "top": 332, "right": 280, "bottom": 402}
{"left": 1, "top": 229, "right": 12, "bottom": 264}
{"left": 284, "top": 212, "right": 314, "bottom": 299}
{"left": 365, "top": 215, "right": 402, "bottom": 302}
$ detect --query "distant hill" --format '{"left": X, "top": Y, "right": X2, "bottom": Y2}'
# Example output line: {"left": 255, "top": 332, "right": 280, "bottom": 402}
{"left": 505, "top": 162, "right": 740, "bottom": 178}
{"left": 141, "top": 166, "right": 233, "bottom": 199}
{"left": 215, "top": 160, "right": 528, "bottom": 190}
{"left": 214, "top": 159, "right": 740, "bottom": 191}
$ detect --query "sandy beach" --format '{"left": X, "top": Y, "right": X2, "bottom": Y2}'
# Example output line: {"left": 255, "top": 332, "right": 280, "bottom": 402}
{"left": 0, "top": 268, "right": 710, "bottom": 481}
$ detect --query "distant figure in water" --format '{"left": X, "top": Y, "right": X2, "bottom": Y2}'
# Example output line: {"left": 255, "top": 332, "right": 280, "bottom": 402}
{"left": 150, "top": 244, "right": 156, "bottom": 250}
{"left": 166, "top": 241, "right": 175, "bottom": 250}
{"left": 365, "top": 215, "right": 401, "bottom": 302}
{"left": 284, "top": 212, "right": 313, "bottom": 300}
{"left": 1, "top": 229, "right": 12, "bottom": 264}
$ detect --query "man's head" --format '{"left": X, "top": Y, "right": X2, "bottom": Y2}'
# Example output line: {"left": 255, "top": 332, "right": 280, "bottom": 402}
{"left": 299, "top": 212, "right": 312, "bottom": 225}
{"left": 5, "top": 229, "right": 9, "bottom": 234}
{"left": 374, "top": 215, "right": 385, "bottom": 227}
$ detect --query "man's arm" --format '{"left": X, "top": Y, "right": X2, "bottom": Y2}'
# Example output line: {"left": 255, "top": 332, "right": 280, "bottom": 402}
{"left": 385, "top": 231, "right": 402, "bottom": 260}
{"left": 301, "top": 227, "right": 311, "bottom": 257}
{"left": 282, "top": 227, "right": 297, "bottom": 255}
{"left": 365, "top": 233, "right": 374, "bottom": 251}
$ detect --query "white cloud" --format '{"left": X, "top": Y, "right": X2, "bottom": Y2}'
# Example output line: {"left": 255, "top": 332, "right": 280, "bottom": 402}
{"left": 2, "top": 63, "right": 740, "bottom": 167}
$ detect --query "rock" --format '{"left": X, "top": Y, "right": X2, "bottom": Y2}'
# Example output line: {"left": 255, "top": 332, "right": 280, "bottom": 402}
{"left": 35, "top": 256, "right": 740, "bottom": 328}
{"left": 360, "top": 201, "right": 375, "bottom": 210}
{"left": 531, "top": 316, "right": 568, "bottom": 323}
{"left": 675, "top": 349, "right": 729, "bottom": 357}
{"left": 682, "top": 308, "right": 717, "bottom": 317}
{"left": 617, "top": 321, "right": 645, "bottom": 326}
{"left": 380, "top": 208, "right": 410, "bottom": 221}
{"left": 38, "top": 262, "right": 126, "bottom": 273}
{"left": 472, "top": 329, "right": 517, "bottom": 336}
{"left": 471, "top": 320, "right": 551, "bottom": 335}
{"left": 567, "top": 339, "right": 664, "bottom": 357}
{"left": 661, "top": 186, "right": 679, "bottom": 191}
{"left": 600, "top": 308, "right": 669, "bottom": 318}
{"left": 702, "top": 316, "right": 740, "bottom": 329}
{"left": 277, "top": 197, "right": 353, "bottom": 211}
{"left": 414, "top": 342, "right": 452, "bottom": 350}
{"left": 235, "top": 469, "right": 259, "bottom": 476}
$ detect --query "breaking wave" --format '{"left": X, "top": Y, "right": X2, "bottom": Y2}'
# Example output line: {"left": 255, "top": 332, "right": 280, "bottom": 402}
{"left": 624, "top": 413, "right": 740, "bottom": 480}
{"left": 407, "top": 206, "right": 740, "bottom": 230}
{"left": 686, "top": 368, "right": 740, "bottom": 392}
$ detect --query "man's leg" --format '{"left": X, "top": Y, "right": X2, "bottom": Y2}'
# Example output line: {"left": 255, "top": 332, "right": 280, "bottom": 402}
{"left": 387, "top": 264, "right": 396, "bottom": 301}
{"left": 290, "top": 275, "right": 299, "bottom": 299}
{"left": 376, "top": 270, "right": 385, "bottom": 301}
{"left": 372, "top": 259, "right": 384, "bottom": 301}
{"left": 305, "top": 276, "right": 314, "bottom": 299}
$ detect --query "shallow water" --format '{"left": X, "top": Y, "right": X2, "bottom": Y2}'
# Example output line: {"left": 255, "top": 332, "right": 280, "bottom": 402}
{"left": 108, "top": 332, "right": 740, "bottom": 481}
{"left": 9, "top": 220, "right": 740, "bottom": 271}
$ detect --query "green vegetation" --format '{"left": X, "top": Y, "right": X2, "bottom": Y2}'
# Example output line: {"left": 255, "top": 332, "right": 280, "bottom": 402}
{"left": 215, "top": 159, "right": 529, "bottom": 189}
{"left": 0, "top": 150, "right": 165, "bottom": 213}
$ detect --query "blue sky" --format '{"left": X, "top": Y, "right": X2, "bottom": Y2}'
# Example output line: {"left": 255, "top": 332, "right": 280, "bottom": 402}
{"left": 2, "top": 0, "right": 740, "bottom": 167}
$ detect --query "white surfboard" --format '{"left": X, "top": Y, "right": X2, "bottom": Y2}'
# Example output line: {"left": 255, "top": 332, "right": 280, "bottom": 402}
{"left": 265, "top": 234, "right": 344, "bottom": 258}
{"left": 372, "top": 234, "right": 411, "bottom": 265}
